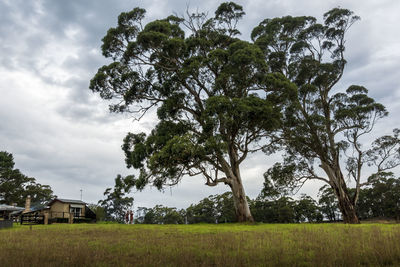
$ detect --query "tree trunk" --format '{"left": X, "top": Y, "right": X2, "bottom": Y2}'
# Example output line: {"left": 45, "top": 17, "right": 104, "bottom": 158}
{"left": 217, "top": 144, "right": 254, "bottom": 223}
{"left": 321, "top": 162, "right": 360, "bottom": 224}
{"left": 229, "top": 175, "right": 254, "bottom": 223}
{"left": 333, "top": 185, "right": 360, "bottom": 223}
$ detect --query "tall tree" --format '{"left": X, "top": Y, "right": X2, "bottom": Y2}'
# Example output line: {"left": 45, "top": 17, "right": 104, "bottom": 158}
{"left": 0, "top": 151, "right": 54, "bottom": 206}
{"left": 253, "top": 9, "right": 400, "bottom": 223}
{"left": 90, "top": 3, "right": 291, "bottom": 222}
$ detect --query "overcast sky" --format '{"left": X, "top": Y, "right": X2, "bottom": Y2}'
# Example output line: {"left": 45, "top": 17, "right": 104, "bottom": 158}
{"left": 1, "top": 0, "right": 399, "bottom": 209}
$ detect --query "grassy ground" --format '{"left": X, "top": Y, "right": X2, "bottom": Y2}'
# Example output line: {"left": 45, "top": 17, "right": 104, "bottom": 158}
{"left": 1, "top": 223, "right": 400, "bottom": 266}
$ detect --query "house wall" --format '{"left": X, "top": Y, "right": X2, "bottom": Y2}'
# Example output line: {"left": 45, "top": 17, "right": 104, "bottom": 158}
{"left": 48, "top": 201, "right": 85, "bottom": 218}
{"left": 50, "top": 201, "right": 70, "bottom": 218}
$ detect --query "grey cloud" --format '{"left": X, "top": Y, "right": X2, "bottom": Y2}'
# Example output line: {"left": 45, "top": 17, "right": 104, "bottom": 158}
{"left": 1, "top": 0, "right": 399, "bottom": 208}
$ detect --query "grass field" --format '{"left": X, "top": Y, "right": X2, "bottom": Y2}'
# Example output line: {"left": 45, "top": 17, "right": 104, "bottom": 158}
{"left": 1, "top": 223, "right": 400, "bottom": 266}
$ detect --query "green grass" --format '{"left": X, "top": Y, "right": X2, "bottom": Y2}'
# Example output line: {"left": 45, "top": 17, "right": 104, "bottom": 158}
{"left": 1, "top": 223, "right": 400, "bottom": 266}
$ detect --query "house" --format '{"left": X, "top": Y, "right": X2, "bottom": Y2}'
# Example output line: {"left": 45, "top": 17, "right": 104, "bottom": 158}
{"left": 0, "top": 204, "right": 24, "bottom": 220}
{"left": 45, "top": 198, "right": 95, "bottom": 221}
{"left": 15, "top": 196, "right": 96, "bottom": 224}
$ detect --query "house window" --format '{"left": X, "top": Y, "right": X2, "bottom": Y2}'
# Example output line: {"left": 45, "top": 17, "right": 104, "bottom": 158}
{"left": 70, "top": 207, "right": 81, "bottom": 217}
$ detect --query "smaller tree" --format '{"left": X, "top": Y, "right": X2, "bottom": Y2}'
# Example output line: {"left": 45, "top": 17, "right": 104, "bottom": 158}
{"left": 250, "top": 196, "right": 296, "bottom": 223}
{"left": 294, "top": 194, "right": 323, "bottom": 223}
{"left": 357, "top": 175, "right": 400, "bottom": 221}
{"left": 0, "top": 151, "right": 54, "bottom": 206}
{"left": 157, "top": 205, "right": 185, "bottom": 224}
{"left": 317, "top": 185, "right": 339, "bottom": 221}
{"left": 143, "top": 208, "right": 157, "bottom": 224}
{"left": 136, "top": 205, "right": 185, "bottom": 224}
{"left": 136, "top": 207, "right": 152, "bottom": 223}
{"left": 98, "top": 174, "right": 134, "bottom": 222}
{"left": 87, "top": 203, "right": 106, "bottom": 221}
{"left": 273, "top": 197, "right": 296, "bottom": 223}
{"left": 186, "top": 196, "right": 217, "bottom": 224}
{"left": 213, "top": 192, "right": 236, "bottom": 223}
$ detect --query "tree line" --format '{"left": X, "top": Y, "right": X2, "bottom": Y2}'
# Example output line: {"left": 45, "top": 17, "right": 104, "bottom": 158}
{"left": 97, "top": 175, "right": 400, "bottom": 223}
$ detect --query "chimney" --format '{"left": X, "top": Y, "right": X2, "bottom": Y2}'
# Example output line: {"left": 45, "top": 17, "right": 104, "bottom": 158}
{"left": 23, "top": 195, "right": 31, "bottom": 213}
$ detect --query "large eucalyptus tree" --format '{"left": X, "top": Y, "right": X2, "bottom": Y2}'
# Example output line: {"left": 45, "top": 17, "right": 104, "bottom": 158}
{"left": 252, "top": 9, "right": 400, "bottom": 223}
{"left": 90, "top": 3, "right": 291, "bottom": 222}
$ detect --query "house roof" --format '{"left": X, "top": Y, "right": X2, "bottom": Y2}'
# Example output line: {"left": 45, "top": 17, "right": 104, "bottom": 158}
{"left": 31, "top": 204, "right": 50, "bottom": 212}
{"left": 9, "top": 203, "right": 50, "bottom": 215}
{"left": 0, "top": 205, "right": 24, "bottom": 212}
{"left": 49, "top": 198, "right": 86, "bottom": 205}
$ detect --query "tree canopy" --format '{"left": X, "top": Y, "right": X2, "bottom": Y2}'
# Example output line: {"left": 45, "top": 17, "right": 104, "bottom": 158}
{"left": 90, "top": 2, "right": 399, "bottom": 223}
{"left": 90, "top": 2, "right": 293, "bottom": 222}
{"left": 253, "top": 9, "right": 400, "bottom": 223}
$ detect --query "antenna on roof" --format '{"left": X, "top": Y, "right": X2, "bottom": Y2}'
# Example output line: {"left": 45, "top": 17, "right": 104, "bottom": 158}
{"left": 80, "top": 189, "right": 83, "bottom": 201}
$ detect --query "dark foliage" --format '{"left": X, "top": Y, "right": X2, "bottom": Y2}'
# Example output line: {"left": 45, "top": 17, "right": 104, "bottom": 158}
{"left": 0, "top": 151, "right": 54, "bottom": 206}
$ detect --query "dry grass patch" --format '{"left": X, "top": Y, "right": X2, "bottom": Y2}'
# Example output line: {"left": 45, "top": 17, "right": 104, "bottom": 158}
{"left": 1, "top": 223, "right": 400, "bottom": 266}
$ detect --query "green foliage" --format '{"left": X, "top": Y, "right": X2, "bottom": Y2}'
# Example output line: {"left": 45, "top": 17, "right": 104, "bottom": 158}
{"left": 294, "top": 194, "right": 323, "bottom": 223}
{"left": 89, "top": 3, "right": 288, "bottom": 200}
{"left": 186, "top": 197, "right": 217, "bottom": 224}
{"left": 254, "top": 7, "right": 398, "bottom": 223}
{"left": 357, "top": 176, "right": 400, "bottom": 220}
{"left": 87, "top": 204, "right": 106, "bottom": 222}
{"left": 214, "top": 192, "right": 236, "bottom": 223}
{"left": 98, "top": 174, "right": 134, "bottom": 222}
{"left": 317, "top": 185, "right": 339, "bottom": 221}
{"left": 135, "top": 192, "right": 236, "bottom": 224}
{"left": 136, "top": 205, "right": 185, "bottom": 224}
{"left": 0, "top": 151, "right": 54, "bottom": 206}
{"left": 250, "top": 197, "right": 295, "bottom": 223}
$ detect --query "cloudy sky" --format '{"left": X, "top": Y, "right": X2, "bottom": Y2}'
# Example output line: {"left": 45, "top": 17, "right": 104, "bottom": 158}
{"left": 1, "top": 0, "right": 399, "bottom": 209}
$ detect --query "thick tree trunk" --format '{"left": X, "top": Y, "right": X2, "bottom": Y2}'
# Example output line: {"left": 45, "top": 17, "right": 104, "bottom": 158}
{"left": 230, "top": 176, "right": 254, "bottom": 222}
{"left": 321, "top": 162, "right": 360, "bottom": 224}
{"left": 218, "top": 144, "right": 254, "bottom": 222}
{"left": 333, "top": 185, "right": 360, "bottom": 223}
